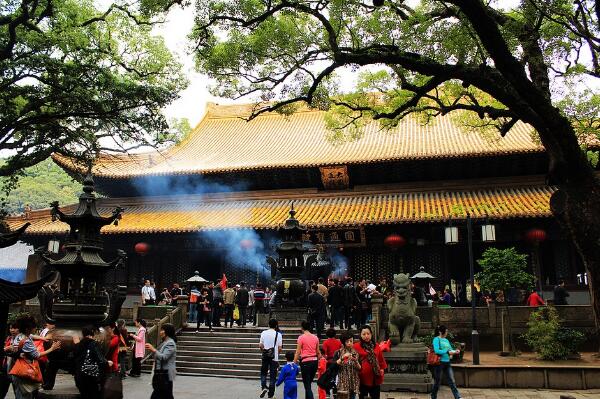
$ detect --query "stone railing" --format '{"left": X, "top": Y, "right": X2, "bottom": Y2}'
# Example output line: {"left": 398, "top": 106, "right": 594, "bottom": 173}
{"left": 371, "top": 302, "right": 595, "bottom": 344}
{"left": 142, "top": 305, "right": 184, "bottom": 362}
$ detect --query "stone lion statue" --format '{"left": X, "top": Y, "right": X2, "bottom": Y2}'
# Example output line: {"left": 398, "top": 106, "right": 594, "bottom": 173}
{"left": 387, "top": 273, "right": 420, "bottom": 344}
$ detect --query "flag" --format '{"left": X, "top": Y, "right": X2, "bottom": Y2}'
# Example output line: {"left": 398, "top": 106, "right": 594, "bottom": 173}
{"left": 220, "top": 273, "right": 227, "bottom": 291}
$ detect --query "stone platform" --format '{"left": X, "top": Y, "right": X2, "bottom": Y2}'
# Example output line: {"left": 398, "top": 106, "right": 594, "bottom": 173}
{"left": 381, "top": 342, "right": 432, "bottom": 393}
{"left": 270, "top": 306, "right": 308, "bottom": 327}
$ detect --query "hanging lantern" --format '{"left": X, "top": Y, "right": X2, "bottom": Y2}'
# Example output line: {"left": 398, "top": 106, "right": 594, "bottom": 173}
{"left": 481, "top": 224, "right": 496, "bottom": 242}
{"left": 444, "top": 227, "right": 459, "bottom": 245}
{"left": 240, "top": 239, "right": 255, "bottom": 250}
{"left": 525, "top": 228, "right": 547, "bottom": 244}
{"left": 134, "top": 242, "right": 150, "bottom": 256}
{"left": 384, "top": 234, "right": 406, "bottom": 250}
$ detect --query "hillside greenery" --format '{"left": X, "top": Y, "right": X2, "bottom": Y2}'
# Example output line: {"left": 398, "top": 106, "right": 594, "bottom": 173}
{"left": 1, "top": 159, "right": 82, "bottom": 215}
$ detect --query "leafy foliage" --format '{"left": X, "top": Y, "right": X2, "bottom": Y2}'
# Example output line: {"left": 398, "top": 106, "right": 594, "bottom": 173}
{"left": 187, "top": 1, "right": 599, "bottom": 180}
{"left": 476, "top": 247, "right": 534, "bottom": 294}
{"left": 0, "top": 158, "right": 81, "bottom": 215}
{"left": 522, "top": 305, "right": 585, "bottom": 360}
{"left": 0, "top": 0, "right": 188, "bottom": 177}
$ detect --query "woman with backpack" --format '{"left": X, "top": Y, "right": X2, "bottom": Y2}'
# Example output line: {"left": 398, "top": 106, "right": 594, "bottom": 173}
{"left": 8, "top": 315, "right": 60, "bottom": 399}
{"left": 430, "top": 325, "right": 462, "bottom": 399}
{"left": 353, "top": 325, "right": 386, "bottom": 399}
{"left": 128, "top": 318, "right": 146, "bottom": 377}
{"left": 73, "top": 326, "right": 109, "bottom": 399}
{"left": 333, "top": 331, "right": 361, "bottom": 399}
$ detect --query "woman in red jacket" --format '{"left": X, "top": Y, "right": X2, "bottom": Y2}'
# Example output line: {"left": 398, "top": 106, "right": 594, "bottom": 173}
{"left": 353, "top": 325, "right": 387, "bottom": 399}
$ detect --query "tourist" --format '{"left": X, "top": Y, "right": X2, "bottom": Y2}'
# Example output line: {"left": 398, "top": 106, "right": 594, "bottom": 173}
{"left": 9, "top": 315, "right": 60, "bottom": 399}
{"left": 495, "top": 290, "right": 505, "bottom": 305}
{"left": 307, "top": 284, "right": 326, "bottom": 339}
{"left": 170, "top": 282, "right": 184, "bottom": 305}
{"left": 212, "top": 281, "right": 224, "bottom": 327}
{"left": 327, "top": 279, "right": 344, "bottom": 329}
{"left": 526, "top": 289, "right": 545, "bottom": 307}
{"left": 197, "top": 287, "right": 213, "bottom": 332}
{"left": 128, "top": 318, "right": 146, "bottom": 377}
{"left": 355, "top": 280, "right": 369, "bottom": 327}
{"left": 553, "top": 280, "right": 569, "bottom": 305}
{"left": 104, "top": 323, "right": 119, "bottom": 375}
{"left": 73, "top": 325, "right": 108, "bottom": 399}
{"left": 39, "top": 321, "right": 59, "bottom": 390}
{"left": 236, "top": 281, "right": 250, "bottom": 326}
{"left": 141, "top": 279, "right": 156, "bottom": 306}
{"left": 248, "top": 285, "right": 256, "bottom": 324}
{"left": 375, "top": 277, "right": 388, "bottom": 298}
{"left": 342, "top": 277, "right": 358, "bottom": 329}
{"left": 253, "top": 283, "right": 266, "bottom": 326}
{"left": 116, "top": 319, "right": 130, "bottom": 379}
{"left": 294, "top": 320, "right": 321, "bottom": 399}
{"left": 265, "top": 287, "right": 272, "bottom": 315}
{"left": 223, "top": 282, "right": 237, "bottom": 328}
{"left": 354, "top": 324, "right": 386, "bottom": 399}
{"left": 440, "top": 288, "right": 453, "bottom": 306}
{"left": 1, "top": 322, "right": 20, "bottom": 398}
{"left": 158, "top": 288, "right": 172, "bottom": 305}
{"left": 334, "top": 331, "right": 361, "bottom": 399}
{"left": 259, "top": 318, "right": 283, "bottom": 398}
{"left": 188, "top": 286, "right": 200, "bottom": 323}
{"left": 321, "top": 328, "right": 342, "bottom": 362}
{"left": 276, "top": 351, "right": 299, "bottom": 399}
{"left": 430, "top": 325, "right": 462, "bottom": 399}
{"left": 145, "top": 323, "right": 177, "bottom": 399}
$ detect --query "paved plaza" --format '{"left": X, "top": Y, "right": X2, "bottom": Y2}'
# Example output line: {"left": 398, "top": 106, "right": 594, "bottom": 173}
{"left": 5, "top": 373, "right": 599, "bottom": 399}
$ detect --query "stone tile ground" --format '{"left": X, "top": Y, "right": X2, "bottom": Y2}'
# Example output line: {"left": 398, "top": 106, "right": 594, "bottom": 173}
{"left": 6, "top": 374, "right": 598, "bottom": 399}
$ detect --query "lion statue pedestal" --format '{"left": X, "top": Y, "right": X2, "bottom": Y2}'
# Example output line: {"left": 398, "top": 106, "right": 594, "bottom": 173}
{"left": 382, "top": 273, "right": 432, "bottom": 393}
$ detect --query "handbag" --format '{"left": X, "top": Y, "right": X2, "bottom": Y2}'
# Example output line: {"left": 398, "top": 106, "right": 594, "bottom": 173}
{"left": 103, "top": 371, "right": 123, "bottom": 399}
{"left": 9, "top": 340, "right": 43, "bottom": 383}
{"left": 261, "top": 331, "right": 279, "bottom": 361}
{"left": 426, "top": 347, "right": 441, "bottom": 366}
{"left": 316, "top": 361, "right": 338, "bottom": 390}
{"left": 233, "top": 305, "right": 240, "bottom": 321}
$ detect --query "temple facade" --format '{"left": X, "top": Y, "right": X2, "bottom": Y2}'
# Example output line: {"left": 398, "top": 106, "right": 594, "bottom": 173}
{"left": 8, "top": 103, "right": 597, "bottom": 301}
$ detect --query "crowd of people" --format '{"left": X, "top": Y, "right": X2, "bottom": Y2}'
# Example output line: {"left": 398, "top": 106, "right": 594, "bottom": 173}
{"left": 260, "top": 319, "right": 387, "bottom": 399}
{"left": 0, "top": 314, "right": 177, "bottom": 399}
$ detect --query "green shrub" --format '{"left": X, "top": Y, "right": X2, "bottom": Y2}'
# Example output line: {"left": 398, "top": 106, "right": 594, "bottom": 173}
{"left": 522, "top": 306, "right": 585, "bottom": 360}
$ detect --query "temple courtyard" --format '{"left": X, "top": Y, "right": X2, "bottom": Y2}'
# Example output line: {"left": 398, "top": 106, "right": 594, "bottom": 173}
{"left": 5, "top": 373, "right": 598, "bottom": 399}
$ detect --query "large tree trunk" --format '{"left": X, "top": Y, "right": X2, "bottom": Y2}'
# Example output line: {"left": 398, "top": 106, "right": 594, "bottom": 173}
{"left": 541, "top": 115, "right": 600, "bottom": 339}
{"left": 551, "top": 179, "right": 600, "bottom": 337}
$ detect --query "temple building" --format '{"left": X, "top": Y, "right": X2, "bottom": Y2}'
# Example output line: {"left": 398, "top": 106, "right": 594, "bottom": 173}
{"left": 7, "top": 103, "right": 598, "bottom": 301}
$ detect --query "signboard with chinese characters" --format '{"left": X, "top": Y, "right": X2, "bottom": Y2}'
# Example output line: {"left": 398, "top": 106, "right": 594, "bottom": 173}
{"left": 302, "top": 227, "right": 366, "bottom": 248}
{"left": 319, "top": 165, "right": 350, "bottom": 189}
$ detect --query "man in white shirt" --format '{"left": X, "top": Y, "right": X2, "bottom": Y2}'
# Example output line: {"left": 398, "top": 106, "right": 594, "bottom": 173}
{"left": 141, "top": 279, "right": 156, "bottom": 306}
{"left": 258, "top": 318, "right": 283, "bottom": 398}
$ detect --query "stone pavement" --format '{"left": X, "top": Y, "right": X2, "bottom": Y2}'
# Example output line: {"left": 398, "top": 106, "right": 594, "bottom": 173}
{"left": 6, "top": 374, "right": 599, "bottom": 399}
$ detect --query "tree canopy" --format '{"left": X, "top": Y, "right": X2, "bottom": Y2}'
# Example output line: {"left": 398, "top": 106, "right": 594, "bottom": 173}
{"left": 190, "top": 1, "right": 598, "bottom": 171}
{"left": 0, "top": 0, "right": 188, "bottom": 177}
{"left": 476, "top": 247, "right": 534, "bottom": 294}
{"left": 0, "top": 158, "right": 80, "bottom": 215}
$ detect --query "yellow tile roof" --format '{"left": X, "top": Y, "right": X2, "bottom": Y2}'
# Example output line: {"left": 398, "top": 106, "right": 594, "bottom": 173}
{"left": 53, "top": 103, "right": 542, "bottom": 178}
{"left": 7, "top": 182, "right": 554, "bottom": 235}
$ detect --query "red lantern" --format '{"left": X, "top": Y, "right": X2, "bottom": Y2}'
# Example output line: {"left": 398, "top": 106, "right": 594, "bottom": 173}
{"left": 384, "top": 234, "right": 406, "bottom": 250}
{"left": 526, "top": 228, "right": 547, "bottom": 244}
{"left": 134, "top": 242, "right": 150, "bottom": 256}
{"left": 240, "top": 239, "right": 254, "bottom": 250}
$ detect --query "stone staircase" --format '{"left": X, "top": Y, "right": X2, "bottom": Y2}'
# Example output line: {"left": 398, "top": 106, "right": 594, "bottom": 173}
{"left": 142, "top": 326, "right": 307, "bottom": 379}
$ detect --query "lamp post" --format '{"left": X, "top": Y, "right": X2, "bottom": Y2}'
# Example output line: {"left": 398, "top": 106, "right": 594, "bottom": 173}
{"left": 466, "top": 214, "right": 480, "bottom": 365}
{"left": 444, "top": 213, "right": 494, "bottom": 365}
